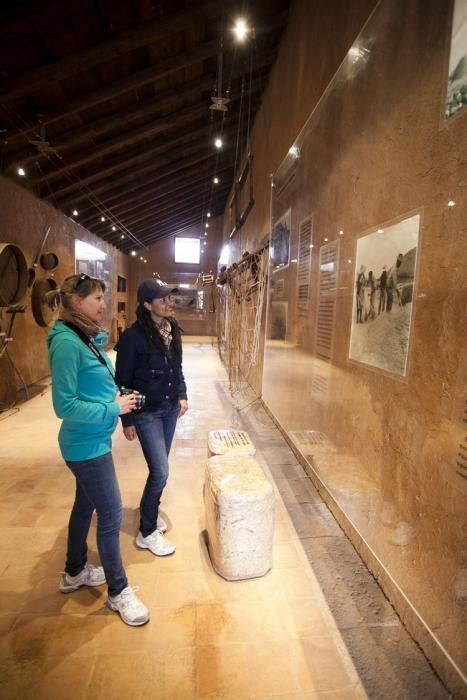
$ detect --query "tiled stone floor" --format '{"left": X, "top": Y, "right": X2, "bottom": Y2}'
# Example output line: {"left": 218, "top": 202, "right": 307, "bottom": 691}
{"left": 0, "top": 339, "right": 450, "bottom": 699}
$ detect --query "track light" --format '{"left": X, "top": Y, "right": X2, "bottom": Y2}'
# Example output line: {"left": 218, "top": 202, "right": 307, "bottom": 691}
{"left": 17, "top": 167, "right": 26, "bottom": 176}
{"left": 131, "top": 251, "right": 137, "bottom": 256}
{"left": 214, "top": 137, "right": 223, "bottom": 149}
{"left": 111, "top": 225, "right": 116, "bottom": 231}
{"left": 213, "top": 176, "right": 219, "bottom": 184}
{"left": 72, "top": 209, "right": 78, "bottom": 217}
{"left": 233, "top": 18, "right": 249, "bottom": 41}
{"left": 100, "top": 216, "right": 106, "bottom": 222}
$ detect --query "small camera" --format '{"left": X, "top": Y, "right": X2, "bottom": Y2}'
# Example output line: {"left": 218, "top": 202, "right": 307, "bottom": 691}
{"left": 120, "top": 386, "right": 146, "bottom": 410}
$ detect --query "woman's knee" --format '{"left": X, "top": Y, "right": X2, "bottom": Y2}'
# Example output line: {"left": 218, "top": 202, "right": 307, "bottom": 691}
{"left": 97, "top": 503, "right": 123, "bottom": 534}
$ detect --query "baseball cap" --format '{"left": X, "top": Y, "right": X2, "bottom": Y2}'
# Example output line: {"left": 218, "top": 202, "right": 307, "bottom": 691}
{"left": 137, "top": 279, "right": 178, "bottom": 304}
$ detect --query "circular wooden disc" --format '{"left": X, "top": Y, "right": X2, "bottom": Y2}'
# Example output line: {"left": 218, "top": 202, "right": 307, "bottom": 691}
{"left": 31, "top": 277, "right": 60, "bottom": 327}
{"left": 0, "top": 243, "right": 28, "bottom": 306}
{"left": 40, "top": 251, "right": 59, "bottom": 271}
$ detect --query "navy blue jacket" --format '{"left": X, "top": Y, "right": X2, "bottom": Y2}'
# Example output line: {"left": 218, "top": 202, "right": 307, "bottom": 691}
{"left": 115, "top": 319, "right": 187, "bottom": 427}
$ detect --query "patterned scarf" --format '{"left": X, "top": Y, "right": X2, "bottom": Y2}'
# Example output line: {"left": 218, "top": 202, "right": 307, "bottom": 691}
{"left": 157, "top": 318, "right": 172, "bottom": 348}
{"left": 60, "top": 308, "right": 104, "bottom": 338}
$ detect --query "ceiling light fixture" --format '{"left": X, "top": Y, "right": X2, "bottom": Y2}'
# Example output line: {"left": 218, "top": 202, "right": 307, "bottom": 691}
{"left": 448, "top": 200, "right": 456, "bottom": 207}
{"left": 100, "top": 216, "right": 106, "bottom": 222}
{"left": 111, "top": 225, "right": 116, "bottom": 231}
{"left": 213, "top": 176, "right": 219, "bottom": 184}
{"left": 72, "top": 209, "right": 78, "bottom": 217}
{"left": 233, "top": 18, "right": 249, "bottom": 41}
{"left": 120, "top": 234, "right": 125, "bottom": 239}
{"left": 131, "top": 251, "right": 136, "bottom": 256}
{"left": 17, "top": 167, "right": 26, "bottom": 176}
{"left": 214, "top": 137, "right": 223, "bottom": 149}
{"left": 207, "top": 212, "right": 211, "bottom": 218}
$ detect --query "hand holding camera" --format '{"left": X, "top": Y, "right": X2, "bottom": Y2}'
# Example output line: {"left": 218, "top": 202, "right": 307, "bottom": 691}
{"left": 120, "top": 387, "right": 146, "bottom": 412}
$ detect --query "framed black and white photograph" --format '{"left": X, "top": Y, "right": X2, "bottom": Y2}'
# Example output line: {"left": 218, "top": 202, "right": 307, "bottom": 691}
{"left": 348, "top": 214, "right": 420, "bottom": 377}
{"left": 446, "top": 0, "right": 467, "bottom": 120}
{"left": 271, "top": 208, "right": 291, "bottom": 272}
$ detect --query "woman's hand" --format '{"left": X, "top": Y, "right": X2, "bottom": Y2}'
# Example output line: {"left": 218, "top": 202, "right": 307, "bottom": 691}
{"left": 178, "top": 399, "right": 188, "bottom": 417}
{"left": 116, "top": 392, "right": 137, "bottom": 415}
{"left": 123, "top": 426, "right": 137, "bottom": 441}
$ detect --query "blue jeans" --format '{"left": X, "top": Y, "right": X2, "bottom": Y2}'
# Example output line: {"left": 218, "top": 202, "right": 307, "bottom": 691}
{"left": 65, "top": 452, "right": 128, "bottom": 597}
{"left": 134, "top": 401, "right": 179, "bottom": 537}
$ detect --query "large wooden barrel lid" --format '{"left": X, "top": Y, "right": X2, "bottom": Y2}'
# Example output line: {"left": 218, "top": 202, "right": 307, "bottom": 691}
{"left": 0, "top": 243, "right": 28, "bottom": 306}
{"left": 31, "top": 277, "right": 60, "bottom": 327}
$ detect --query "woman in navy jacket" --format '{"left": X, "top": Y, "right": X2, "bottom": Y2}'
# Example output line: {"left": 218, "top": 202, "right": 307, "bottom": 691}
{"left": 115, "top": 278, "right": 188, "bottom": 556}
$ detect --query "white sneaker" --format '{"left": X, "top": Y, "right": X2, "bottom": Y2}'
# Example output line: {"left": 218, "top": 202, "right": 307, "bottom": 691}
{"left": 60, "top": 562, "right": 106, "bottom": 593}
{"left": 107, "top": 586, "right": 150, "bottom": 626}
{"left": 157, "top": 515, "right": 167, "bottom": 533}
{"left": 136, "top": 530, "right": 176, "bottom": 556}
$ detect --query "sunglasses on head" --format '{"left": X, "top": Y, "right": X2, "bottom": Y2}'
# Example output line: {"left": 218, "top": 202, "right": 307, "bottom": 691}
{"left": 65, "top": 273, "right": 91, "bottom": 290}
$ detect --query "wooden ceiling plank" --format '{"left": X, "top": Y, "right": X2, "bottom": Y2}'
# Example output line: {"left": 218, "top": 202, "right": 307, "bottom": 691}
{"left": 0, "top": 2, "right": 220, "bottom": 105}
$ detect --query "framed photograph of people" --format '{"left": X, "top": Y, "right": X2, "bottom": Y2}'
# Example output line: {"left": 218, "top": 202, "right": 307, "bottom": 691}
{"left": 348, "top": 213, "right": 421, "bottom": 377}
{"left": 271, "top": 209, "right": 291, "bottom": 272}
{"left": 445, "top": 0, "right": 467, "bottom": 120}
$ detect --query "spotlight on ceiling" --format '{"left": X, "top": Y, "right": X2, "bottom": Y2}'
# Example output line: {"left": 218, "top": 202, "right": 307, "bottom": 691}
{"left": 120, "top": 234, "right": 125, "bottom": 239}
{"left": 17, "top": 167, "right": 26, "bottom": 176}
{"left": 214, "top": 137, "right": 223, "bottom": 149}
{"left": 100, "top": 216, "right": 106, "bottom": 222}
{"left": 233, "top": 18, "right": 249, "bottom": 41}
{"left": 131, "top": 251, "right": 137, "bottom": 256}
{"left": 72, "top": 209, "right": 78, "bottom": 217}
{"left": 111, "top": 225, "right": 117, "bottom": 231}
{"left": 213, "top": 176, "right": 219, "bottom": 184}
{"left": 207, "top": 212, "right": 211, "bottom": 218}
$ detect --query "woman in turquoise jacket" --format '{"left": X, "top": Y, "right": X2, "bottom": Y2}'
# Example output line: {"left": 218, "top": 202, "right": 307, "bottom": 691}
{"left": 48, "top": 273, "right": 149, "bottom": 626}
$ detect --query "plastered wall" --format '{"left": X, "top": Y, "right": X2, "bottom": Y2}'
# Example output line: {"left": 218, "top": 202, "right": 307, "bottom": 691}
{"left": 221, "top": 0, "right": 467, "bottom": 695}
{"left": 0, "top": 176, "right": 129, "bottom": 390}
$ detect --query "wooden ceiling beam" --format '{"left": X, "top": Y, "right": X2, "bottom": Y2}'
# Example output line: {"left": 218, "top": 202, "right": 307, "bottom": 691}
{"left": 5, "top": 38, "right": 220, "bottom": 149}
{"left": 10, "top": 54, "right": 275, "bottom": 165}
{"left": 111, "top": 180, "right": 231, "bottom": 229}
{"left": 46, "top": 125, "right": 214, "bottom": 200}
{"left": 31, "top": 102, "right": 208, "bottom": 185}
{"left": 129, "top": 184, "right": 230, "bottom": 235}
{"left": 79, "top": 160, "right": 233, "bottom": 227}
{"left": 48, "top": 113, "right": 246, "bottom": 202}
{"left": 0, "top": 1, "right": 220, "bottom": 105}
{"left": 52, "top": 139, "right": 215, "bottom": 209}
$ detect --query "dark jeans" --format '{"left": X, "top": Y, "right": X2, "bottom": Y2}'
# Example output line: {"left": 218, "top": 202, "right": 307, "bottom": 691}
{"left": 65, "top": 452, "right": 128, "bottom": 597}
{"left": 134, "top": 401, "right": 179, "bottom": 537}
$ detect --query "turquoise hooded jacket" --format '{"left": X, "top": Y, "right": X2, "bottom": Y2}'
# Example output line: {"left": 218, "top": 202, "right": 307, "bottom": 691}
{"left": 47, "top": 321, "right": 120, "bottom": 461}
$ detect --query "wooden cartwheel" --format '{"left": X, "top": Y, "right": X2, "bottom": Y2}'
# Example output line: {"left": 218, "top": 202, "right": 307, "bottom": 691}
{"left": 0, "top": 243, "right": 28, "bottom": 306}
{"left": 31, "top": 276, "right": 60, "bottom": 327}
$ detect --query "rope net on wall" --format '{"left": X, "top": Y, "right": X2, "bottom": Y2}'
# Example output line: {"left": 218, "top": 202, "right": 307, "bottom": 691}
{"left": 216, "top": 247, "right": 268, "bottom": 406}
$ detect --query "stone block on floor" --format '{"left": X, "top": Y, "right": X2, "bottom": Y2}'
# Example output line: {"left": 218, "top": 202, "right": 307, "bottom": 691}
{"left": 204, "top": 454, "right": 274, "bottom": 581}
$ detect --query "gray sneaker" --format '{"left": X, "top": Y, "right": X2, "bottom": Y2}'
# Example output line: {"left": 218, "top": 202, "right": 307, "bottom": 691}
{"left": 107, "top": 586, "right": 150, "bottom": 626}
{"left": 60, "top": 562, "right": 106, "bottom": 593}
{"left": 136, "top": 530, "right": 176, "bottom": 556}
